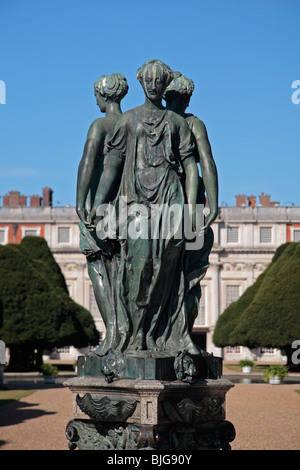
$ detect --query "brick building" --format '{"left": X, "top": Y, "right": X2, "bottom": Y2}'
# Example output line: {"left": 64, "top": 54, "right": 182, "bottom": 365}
{"left": 1, "top": 187, "right": 299, "bottom": 362}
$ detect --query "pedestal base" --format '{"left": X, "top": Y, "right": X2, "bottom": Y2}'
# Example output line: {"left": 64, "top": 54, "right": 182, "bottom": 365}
{"left": 64, "top": 376, "right": 235, "bottom": 450}
{"left": 77, "top": 349, "right": 223, "bottom": 382}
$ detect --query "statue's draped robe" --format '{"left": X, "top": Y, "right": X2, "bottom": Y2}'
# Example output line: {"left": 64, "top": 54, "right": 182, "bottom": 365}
{"left": 107, "top": 107, "right": 198, "bottom": 353}
{"left": 79, "top": 106, "right": 213, "bottom": 356}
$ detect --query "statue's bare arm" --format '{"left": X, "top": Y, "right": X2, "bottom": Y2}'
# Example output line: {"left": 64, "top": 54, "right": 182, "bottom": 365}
{"left": 90, "top": 149, "right": 124, "bottom": 223}
{"left": 76, "top": 120, "right": 104, "bottom": 225}
{"left": 192, "top": 118, "right": 218, "bottom": 231}
{"left": 183, "top": 156, "right": 199, "bottom": 230}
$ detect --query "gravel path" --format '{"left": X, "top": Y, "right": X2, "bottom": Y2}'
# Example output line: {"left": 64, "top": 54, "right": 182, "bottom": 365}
{"left": 0, "top": 385, "right": 72, "bottom": 450}
{"left": 226, "top": 383, "right": 300, "bottom": 450}
{"left": 0, "top": 381, "right": 299, "bottom": 450}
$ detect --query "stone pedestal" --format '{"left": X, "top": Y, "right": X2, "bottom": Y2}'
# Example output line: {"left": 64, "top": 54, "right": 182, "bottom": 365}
{"left": 64, "top": 354, "right": 235, "bottom": 450}
{"left": 76, "top": 350, "right": 223, "bottom": 382}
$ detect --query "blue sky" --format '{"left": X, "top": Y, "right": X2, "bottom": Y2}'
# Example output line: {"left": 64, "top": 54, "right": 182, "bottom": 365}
{"left": 1, "top": 0, "right": 299, "bottom": 207}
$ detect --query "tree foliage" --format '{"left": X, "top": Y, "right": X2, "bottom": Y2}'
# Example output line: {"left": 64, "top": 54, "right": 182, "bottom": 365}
{"left": 0, "top": 237, "right": 99, "bottom": 370}
{"left": 213, "top": 242, "right": 300, "bottom": 350}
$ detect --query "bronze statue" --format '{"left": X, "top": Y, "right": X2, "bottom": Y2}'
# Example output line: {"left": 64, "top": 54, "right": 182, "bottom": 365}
{"left": 66, "top": 65, "right": 235, "bottom": 453}
{"left": 76, "top": 73, "right": 128, "bottom": 355}
{"left": 76, "top": 61, "right": 218, "bottom": 358}
{"left": 164, "top": 73, "right": 218, "bottom": 336}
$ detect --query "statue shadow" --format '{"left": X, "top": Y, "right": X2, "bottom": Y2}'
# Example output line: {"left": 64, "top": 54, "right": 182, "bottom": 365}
{"left": 0, "top": 390, "right": 56, "bottom": 432}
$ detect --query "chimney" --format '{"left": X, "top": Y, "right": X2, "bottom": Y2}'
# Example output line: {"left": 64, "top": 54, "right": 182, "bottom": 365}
{"left": 259, "top": 193, "right": 279, "bottom": 207}
{"left": 19, "top": 195, "right": 27, "bottom": 206}
{"left": 30, "top": 194, "right": 42, "bottom": 207}
{"left": 235, "top": 194, "right": 247, "bottom": 207}
{"left": 3, "top": 190, "right": 27, "bottom": 207}
{"left": 248, "top": 195, "right": 256, "bottom": 207}
{"left": 42, "top": 187, "right": 53, "bottom": 207}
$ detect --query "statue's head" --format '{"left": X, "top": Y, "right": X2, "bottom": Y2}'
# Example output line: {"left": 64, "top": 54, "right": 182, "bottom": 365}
{"left": 164, "top": 74, "right": 195, "bottom": 112}
{"left": 94, "top": 73, "right": 128, "bottom": 111}
{"left": 136, "top": 60, "right": 174, "bottom": 101}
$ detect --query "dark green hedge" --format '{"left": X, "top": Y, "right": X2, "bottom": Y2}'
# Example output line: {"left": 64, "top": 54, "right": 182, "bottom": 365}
{"left": 0, "top": 237, "right": 99, "bottom": 350}
{"left": 213, "top": 242, "right": 300, "bottom": 349}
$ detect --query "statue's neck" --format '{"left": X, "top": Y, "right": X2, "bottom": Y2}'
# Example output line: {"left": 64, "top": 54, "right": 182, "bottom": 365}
{"left": 105, "top": 102, "right": 122, "bottom": 116}
{"left": 166, "top": 102, "right": 185, "bottom": 116}
{"left": 143, "top": 96, "right": 165, "bottom": 112}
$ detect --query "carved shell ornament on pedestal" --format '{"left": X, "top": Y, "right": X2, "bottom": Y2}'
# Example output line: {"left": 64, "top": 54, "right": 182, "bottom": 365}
{"left": 163, "top": 396, "right": 224, "bottom": 424}
{"left": 76, "top": 393, "right": 137, "bottom": 422}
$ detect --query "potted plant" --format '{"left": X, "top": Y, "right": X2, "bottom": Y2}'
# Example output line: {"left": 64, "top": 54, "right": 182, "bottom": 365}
{"left": 264, "top": 364, "right": 288, "bottom": 384}
{"left": 239, "top": 359, "right": 254, "bottom": 374}
{"left": 42, "top": 349, "right": 52, "bottom": 361}
{"left": 40, "top": 363, "right": 58, "bottom": 383}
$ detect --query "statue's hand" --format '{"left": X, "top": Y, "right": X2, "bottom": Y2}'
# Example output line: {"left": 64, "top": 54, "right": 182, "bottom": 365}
{"left": 89, "top": 206, "right": 97, "bottom": 225}
{"left": 77, "top": 207, "right": 89, "bottom": 225}
{"left": 77, "top": 207, "right": 95, "bottom": 231}
{"left": 199, "top": 210, "right": 218, "bottom": 236}
{"left": 187, "top": 205, "right": 197, "bottom": 233}
{"left": 192, "top": 208, "right": 197, "bottom": 233}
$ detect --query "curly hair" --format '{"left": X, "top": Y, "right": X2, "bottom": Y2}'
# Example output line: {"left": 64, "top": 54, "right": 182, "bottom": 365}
{"left": 136, "top": 60, "right": 174, "bottom": 87}
{"left": 94, "top": 73, "right": 128, "bottom": 102}
{"left": 164, "top": 74, "right": 195, "bottom": 100}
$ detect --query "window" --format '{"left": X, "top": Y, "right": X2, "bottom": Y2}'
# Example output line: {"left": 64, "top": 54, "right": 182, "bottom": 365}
{"left": 57, "top": 346, "right": 70, "bottom": 353}
{"left": 195, "top": 286, "right": 206, "bottom": 326}
{"left": 293, "top": 230, "right": 300, "bottom": 242}
{"left": 58, "top": 227, "right": 70, "bottom": 244}
{"left": 227, "top": 226, "right": 239, "bottom": 243}
{"left": 24, "top": 229, "right": 39, "bottom": 237}
{"left": 89, "top": 285, "right": 99, "bottom": 316}
{"left": 21, "top": 226, "right": 41, "bottom": 239}
{"left": 0, "top": 228, "right": 8, "bottom": 244}
{"left": 261, "top": 347, "right": 276, "bottom": 354}
{"left": 259, "top": 227, "right": 272, "bottom": 243}
{"left": 226, "top": 285, "right": 240, "bottom": 308}
{"left": 225, "top": 346, "right": 241, "bottom": 354}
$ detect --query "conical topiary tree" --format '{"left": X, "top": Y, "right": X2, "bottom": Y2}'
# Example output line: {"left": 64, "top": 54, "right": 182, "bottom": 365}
{"left": 0, "top": 237, "right": 99, "bottom": 371}
{"left": 213, "top": 242, "right": 300, "bottom": 369}
{"left": 21, "top": 235, "right": 69, "bottom": 293}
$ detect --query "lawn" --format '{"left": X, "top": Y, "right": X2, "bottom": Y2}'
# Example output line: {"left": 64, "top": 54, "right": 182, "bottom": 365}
{"left": 0, "top": 389, "right": 36, "bottom": 407}
{"left": 224, "top": 363, "right": 270, "bottom": 373}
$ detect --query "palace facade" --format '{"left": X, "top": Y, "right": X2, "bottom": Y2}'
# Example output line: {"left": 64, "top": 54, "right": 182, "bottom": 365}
{"left": 1, "top": 188, "right": 299, "bottom": 362}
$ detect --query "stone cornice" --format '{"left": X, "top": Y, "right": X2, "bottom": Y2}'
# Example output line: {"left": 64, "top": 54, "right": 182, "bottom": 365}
{"left": 211, "top": 246, "right": 275, "bottom": 255}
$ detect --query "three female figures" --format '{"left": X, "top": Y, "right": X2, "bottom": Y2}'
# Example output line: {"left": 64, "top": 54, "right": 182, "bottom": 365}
{"left": 76, "top": 60, "right": 218, "bottom": 358}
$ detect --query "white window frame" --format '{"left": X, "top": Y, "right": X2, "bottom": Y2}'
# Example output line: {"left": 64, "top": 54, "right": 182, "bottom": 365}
{"left": 226, "top": 226, "right": 239, "bottom": 244}
{"left": 57, "top": 226, "right": 71, "bottom": 245}
{"left": 225, "top": 284, "right": 240, "bottom": 308}
{"left": 225, "top": 346, "right": 241, "bottom": 354}
{"left": 259, "top": 226, "right": 273, "bottom": 244}
{"left": 21, "top": 226, "right": 41, "bottom": 238}
{"left": 57, "top": 346, "right": 70, "bottom": 354}
{"left": 291, "top": 227, "right": 300, "bottom": 242}
{"left": 0, "top": 227, "right": 9, "bottom": 245}
{"left": 261, "top": 347, "right": 276, "bottom": 355}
